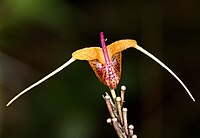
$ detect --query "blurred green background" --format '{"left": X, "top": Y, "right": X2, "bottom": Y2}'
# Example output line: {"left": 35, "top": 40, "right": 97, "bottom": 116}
{"left": 1, "top": 0, "right": 200, "bottom": 137}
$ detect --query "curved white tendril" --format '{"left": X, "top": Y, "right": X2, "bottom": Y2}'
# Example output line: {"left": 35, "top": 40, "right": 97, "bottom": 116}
{"left": 136, "top": 45, "right": 195, "bottom": 102}
{"left": 6, "top": 58, "right": 76, "bottom": 106}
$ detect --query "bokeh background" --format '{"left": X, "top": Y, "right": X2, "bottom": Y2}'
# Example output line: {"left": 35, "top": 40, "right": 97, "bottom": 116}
{"left": 0, "top": 0, "right": 200, "bottom": 137}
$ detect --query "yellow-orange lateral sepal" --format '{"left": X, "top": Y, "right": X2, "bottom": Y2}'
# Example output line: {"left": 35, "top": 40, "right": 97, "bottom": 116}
{"left": 107, "top": 39, "right": 137, "bottom": 59}
{"left": 72, "top": 47, "right": 106, "bottom": 64}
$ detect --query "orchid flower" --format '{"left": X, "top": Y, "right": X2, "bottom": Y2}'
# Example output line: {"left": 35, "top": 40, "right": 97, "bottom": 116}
{"left": 6, "top": 32, "right": 195, "bottom": 106}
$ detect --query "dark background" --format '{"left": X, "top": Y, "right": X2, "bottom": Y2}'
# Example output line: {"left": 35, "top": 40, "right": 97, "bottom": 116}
{"left": 1, "top": 0, "right": 200, "bottom": 137}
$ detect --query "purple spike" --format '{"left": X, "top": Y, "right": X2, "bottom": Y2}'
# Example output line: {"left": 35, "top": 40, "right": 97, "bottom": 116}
{"left": 99, "top": 32, "right": 120, "bottom": 89}
{"left": 100, "top": 32, "right": 111, "bottom": 64}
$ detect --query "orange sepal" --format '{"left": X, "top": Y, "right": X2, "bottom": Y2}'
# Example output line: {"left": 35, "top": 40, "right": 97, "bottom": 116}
{"left": 107, "top": 39, "right": 137, "bottom": 59}
{"left": 72, "top": 47, "right": 106, "bottom": 64}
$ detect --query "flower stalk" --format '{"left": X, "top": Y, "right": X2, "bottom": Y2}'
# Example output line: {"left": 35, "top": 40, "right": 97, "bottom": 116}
{"left": 103, "top": 86, "right": 137, "bottom": 138}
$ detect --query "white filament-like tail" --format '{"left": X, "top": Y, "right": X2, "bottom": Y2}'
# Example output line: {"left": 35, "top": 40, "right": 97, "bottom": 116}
{"left": 6, "top": 58, "right": 76, "bottom": 106}
{"left": 136, "top": 45, "right": 195, "bottom": 102}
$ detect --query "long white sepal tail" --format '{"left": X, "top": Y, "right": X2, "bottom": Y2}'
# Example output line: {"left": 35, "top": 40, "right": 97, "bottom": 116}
{"left": 135, "top": 45, "right": 195, "bottom": 102}
{"left": 6, "top": 58, "right": 76, "bottom": 106}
